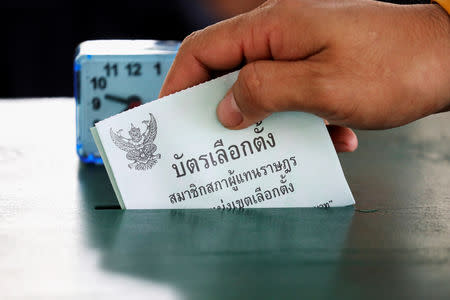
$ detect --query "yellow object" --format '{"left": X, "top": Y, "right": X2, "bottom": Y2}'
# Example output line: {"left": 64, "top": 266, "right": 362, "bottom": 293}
{"left": 433, "top": 0, "right": 450, "bottom": 15}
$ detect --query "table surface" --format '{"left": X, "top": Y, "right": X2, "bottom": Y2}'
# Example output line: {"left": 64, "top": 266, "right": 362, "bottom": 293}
{"left": 0, "top": 98, "right": 449, "bottom": 300}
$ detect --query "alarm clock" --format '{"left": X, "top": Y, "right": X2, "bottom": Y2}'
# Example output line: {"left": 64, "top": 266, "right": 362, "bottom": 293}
{"left": 74, "top": 39, "right": 179, "bottom": 164}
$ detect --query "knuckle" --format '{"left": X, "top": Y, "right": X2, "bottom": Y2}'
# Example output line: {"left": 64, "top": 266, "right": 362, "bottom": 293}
{"left": 259, "top": 0, "right": 290, "bottom": 17}
{"left": 303, "top": 68, "right": 341, "bottom": 116}
{"left": 237, "top": 63, "right": 267, "bottom": 111}
{"left": 299, "top": 65, "right": 330, "bottom": 105}
{"left": 271, "top": 0, "right": 300, "bottom": 10}
{"left": 180, "top": 30, "right": 202, "bottom": 49}
{"left": 260, "top": 5, "right": 282, "bottom": 33}
{"left": 312, "top": 77, "right": 333, "bottom": 105}
{"left": 266, "top": 0, "right": 288, "bottom": 7}
{"left": 311, "top": 75, "right": 357, "bottom": 123}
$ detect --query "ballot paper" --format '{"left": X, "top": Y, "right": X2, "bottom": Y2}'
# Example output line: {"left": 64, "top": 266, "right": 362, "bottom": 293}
{"left": 91, "top": 71, "right": 354, "bottom": 209}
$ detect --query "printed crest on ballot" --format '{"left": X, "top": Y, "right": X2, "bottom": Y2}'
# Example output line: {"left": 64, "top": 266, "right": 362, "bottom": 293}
{"left": 110, "top": 113, "right": 161, "bottom": 170}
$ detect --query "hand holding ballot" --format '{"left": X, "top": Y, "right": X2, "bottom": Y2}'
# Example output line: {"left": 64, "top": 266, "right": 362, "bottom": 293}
{"left": 92, "top": 72, "right": 354, "bottom": 209}
{"left": 160, "top": 0, "right": 450, "bottom": 153}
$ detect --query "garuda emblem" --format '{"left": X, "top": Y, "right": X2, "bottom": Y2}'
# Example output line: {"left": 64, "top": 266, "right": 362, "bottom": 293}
{"left": 110, "top": 113, "right": 161, "bottom": 171}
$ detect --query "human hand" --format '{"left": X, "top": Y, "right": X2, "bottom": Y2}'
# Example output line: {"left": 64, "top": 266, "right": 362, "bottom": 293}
{"left": 160, "top": 0, "right": 450, "bottom": 152}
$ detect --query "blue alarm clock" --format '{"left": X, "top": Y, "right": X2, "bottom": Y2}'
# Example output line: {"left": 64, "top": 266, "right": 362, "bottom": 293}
{"left": 74, "top": 40, "right": 179, "bottom": 164}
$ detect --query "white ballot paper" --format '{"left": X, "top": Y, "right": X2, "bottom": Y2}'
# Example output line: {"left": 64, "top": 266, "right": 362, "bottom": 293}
{"left": 91, "top": 71, "right": 355, "bottom": 209}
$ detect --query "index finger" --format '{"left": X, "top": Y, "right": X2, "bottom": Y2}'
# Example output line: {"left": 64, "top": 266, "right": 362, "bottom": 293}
{"left": 159, "top": 13, "right": 267, "bottom": 97}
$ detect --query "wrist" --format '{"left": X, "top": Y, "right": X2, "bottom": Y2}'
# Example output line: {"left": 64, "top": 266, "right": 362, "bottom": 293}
{"left": 414, "top": 4, "right": 450, "bottom": 113}
{"left": 429, "top": 3, "right": 450, "bottom": 112}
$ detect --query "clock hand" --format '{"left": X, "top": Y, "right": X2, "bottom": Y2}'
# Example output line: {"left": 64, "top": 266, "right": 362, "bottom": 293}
{"left": 126, "top": 95, "right": 142, "bottom": 104}
{"left": 104, "top": 94, "right": 144, "bottom": 105}
{"left": 124, "top": 95, "right": 143, "bottom": 110}
{"left": 105, "top": 94, "right": 143, "bottom": 111}
{"left": 104, "top": 94, "right": 132, "bottom": 105}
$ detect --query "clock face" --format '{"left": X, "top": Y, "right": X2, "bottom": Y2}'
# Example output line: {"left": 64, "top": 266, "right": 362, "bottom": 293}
{"left": 76, "top": 54, "right": 175, "bottom": 162}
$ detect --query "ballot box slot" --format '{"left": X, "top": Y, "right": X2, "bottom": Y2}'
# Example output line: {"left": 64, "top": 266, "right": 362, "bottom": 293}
{"left": 94, "top": 205, "right": 121, "bottom": 210}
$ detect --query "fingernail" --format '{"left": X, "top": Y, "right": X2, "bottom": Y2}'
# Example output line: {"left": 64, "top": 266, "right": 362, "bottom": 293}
{"left": 217, "top": 91, "right": 243, "bottom": 128}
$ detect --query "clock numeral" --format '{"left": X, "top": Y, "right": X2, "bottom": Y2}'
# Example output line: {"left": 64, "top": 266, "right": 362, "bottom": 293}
{"left": 90, "top": 77, "right": 107, "bottom": 90}
{"left": 104, "top": 63, "right": 118, "bottom": 77}
{"left": 126, "top": 63, "right": 142, "bottom": 76}
{"left": 154, "top": 62, "right": 161, "bottom": 76}
{"left": 92, "top": 97, "right": 101, "bottom": 110}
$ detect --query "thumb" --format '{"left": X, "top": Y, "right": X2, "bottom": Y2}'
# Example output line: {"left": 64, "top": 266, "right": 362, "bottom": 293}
{"left": 216, "top": 60, "right": 324, "bottom": 129}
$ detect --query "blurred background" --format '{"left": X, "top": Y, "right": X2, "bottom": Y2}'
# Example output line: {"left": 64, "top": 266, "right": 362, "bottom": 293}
{"left": 0, "top": 0, "right": 425, "bottom": 98}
